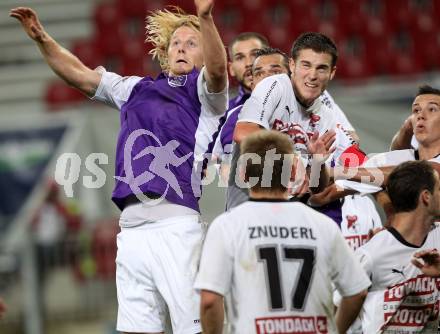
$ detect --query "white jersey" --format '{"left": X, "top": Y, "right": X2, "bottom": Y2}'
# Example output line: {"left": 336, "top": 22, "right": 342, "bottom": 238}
{"left": 320, "top": 90, "right": 354, "bottom": 131}
{"left": 336, "top": 149, "right": 440, "bottom": 194}
{"left": 341, "top": 195, "right": 382, "bottom": 251}
{"left": 239, "top": 74, "right": 339, "bottom": 157}
{"left": 357, "top": 225, "right": 440, "bottom": 333}
{"left": 195, "top": 200, "right": 371, "bottom": 334}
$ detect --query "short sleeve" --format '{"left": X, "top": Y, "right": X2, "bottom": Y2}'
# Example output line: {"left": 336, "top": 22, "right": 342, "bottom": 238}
{"left": 355, "top": 247, "right": 374, "bottom": 282}
{"left": 194, "top": 218, "right": 233, "bottom": 296}
{"left": 91, "top": 69, "right": 142, "bottom": 110}
{"left": 197, "top": 67, "right": 229, "bottom": 116}
{"left": 329, "top": 225, "right": 371, "bottom": 296}
{"left": 238, "top": 76, "right": 283, "bottom": 129}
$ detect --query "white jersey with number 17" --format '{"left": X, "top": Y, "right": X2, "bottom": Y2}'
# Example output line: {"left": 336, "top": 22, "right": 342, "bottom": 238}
{"left": 195, "top": 200, "right": 371, "bottom": 334}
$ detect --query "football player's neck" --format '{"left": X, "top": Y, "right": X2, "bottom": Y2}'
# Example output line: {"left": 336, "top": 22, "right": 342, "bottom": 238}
{"left": 240, "top": 83, "right": 251, "bottom": 94}
{"left": 249, "top": 189, "right": 289, "bottom": 200}
{"left": 294, "top": 91, "right": 313, "bottom": 109}
{"left": 418, "top": 141, "right": 440, "bottom": 160}
{"left": 391, "top": 209, "right": 432, "bottom": 247}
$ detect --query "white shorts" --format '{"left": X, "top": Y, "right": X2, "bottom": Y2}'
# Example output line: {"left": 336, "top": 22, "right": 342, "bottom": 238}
{"left": 116, "top": 214, "right": 203, "bottom": 333}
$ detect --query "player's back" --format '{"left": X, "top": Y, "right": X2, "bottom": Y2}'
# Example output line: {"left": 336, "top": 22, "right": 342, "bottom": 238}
{"left": 219, "top": 200, "right": 362, "bottom": 334}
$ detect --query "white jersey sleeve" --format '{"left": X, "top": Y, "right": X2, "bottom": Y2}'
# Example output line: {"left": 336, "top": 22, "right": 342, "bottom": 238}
{"left": 238, "top": 75, "right": 284, "bottom": 129}
{"left": 197, "top": 67, "right": 229, "bottom": 116}
{"left": 328, "top": 224, "right": 371, "bottom": 296}
{"left": 194, "top": 216, "right": 233, "bottom": 296}
{"left": 91, "top": 68, "right": 142, "bottom": 110}
{"left": 320, "top": 90, "right": 354, "bottom": 131}
{"left": 335, "top": 149, "right": 417, "bottom": 193}
{"left": 355, "top": 246, "right": 374, "bottom": 279}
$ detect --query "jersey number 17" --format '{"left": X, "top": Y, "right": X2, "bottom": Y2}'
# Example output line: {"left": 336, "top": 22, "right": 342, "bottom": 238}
{"left": 257, "top": 245, "right": 316, "bottom": 311}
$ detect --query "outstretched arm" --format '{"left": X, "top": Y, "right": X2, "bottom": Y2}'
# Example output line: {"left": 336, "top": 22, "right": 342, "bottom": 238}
{"left": 308, "top": 184, "right": 356, "bottom": 207}
{"left": 195, "top": 0, "right": 227, "bottom": 93}
{"left": 333, "top": 165, "right": 395, "bottom": 187}
{"left": 10, "top": 7, "right": 101, "bottom": 97}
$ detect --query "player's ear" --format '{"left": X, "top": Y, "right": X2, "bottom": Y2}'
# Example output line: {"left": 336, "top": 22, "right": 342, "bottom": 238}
{"left": 329, "top": 66, "right": 336, "bottom": 81}
{"left": 228, "top": 61, "right": 236, "bottom": 78}
{"left": 240, "top": 164, "right": 248, "bottom": 183}
{"left": 289, "top": 58, "right": 296, "bottom": 73}
{"left": 420, "top": 189, "right": 431, "bottom": 207}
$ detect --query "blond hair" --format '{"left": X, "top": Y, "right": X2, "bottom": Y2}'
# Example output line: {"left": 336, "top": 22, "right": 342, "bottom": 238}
{"left": 146, "top": 6, "right": 200, "bottom": 72}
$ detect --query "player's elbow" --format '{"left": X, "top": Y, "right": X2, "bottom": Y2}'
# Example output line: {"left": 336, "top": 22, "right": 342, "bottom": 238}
{"left": 343, "top": 289, "right": 368, "bottom": 307}
{"left": 233, "top": 122, "right": 261, "bottom": 144}
{"left": 200, "top": 290, "right": 223, "bottom": 312}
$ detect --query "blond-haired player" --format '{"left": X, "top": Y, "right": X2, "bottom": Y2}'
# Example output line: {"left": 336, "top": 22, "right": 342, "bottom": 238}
{"left": 11, "top": 1, "right": 228, "bottom": 333}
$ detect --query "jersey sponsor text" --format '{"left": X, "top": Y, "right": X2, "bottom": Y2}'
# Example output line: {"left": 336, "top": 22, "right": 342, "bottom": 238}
{"left": 255, "top": 315, "right": 327, "bottom": 334}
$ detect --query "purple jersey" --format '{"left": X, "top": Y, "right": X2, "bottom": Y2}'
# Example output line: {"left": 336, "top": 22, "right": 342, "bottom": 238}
{"left": 228, "top": 85, "right": 250, "bottom": 110}
{"left": 93, "top": 67, "right": 228, "bottom": 212}
{"left": 212, "top": 105, "right": 242, "bottom": 158}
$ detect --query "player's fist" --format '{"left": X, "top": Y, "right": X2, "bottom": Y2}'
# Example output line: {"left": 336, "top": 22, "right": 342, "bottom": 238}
{"left": 412, "top": 249, "right": 440, "bottom": 277}
{"left": 10, "top": 7, "right": 46, "bottom": 43}
{"left": 195, "top": 0, "right": 214, "bottom": 17}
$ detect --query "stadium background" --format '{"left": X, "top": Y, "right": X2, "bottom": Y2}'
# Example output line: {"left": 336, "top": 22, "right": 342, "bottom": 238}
{"left": 0, "top": 0, "right": 439, "bottom": 333}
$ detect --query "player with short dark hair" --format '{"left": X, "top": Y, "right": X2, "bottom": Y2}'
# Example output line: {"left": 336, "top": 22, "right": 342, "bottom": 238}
{"left": 233, "top": 32, "right": 341, "bottom": 153}
{"left": 335, "top": 85, "right": 440, "bottom": 207}
{"left": 252, "top": 47, "right": 290, "bottom": 78}
{"left": 387, "top": 160, "right": 436, "bottom": 212}
{"left": 391, "top": 84, "right": 440, "bottom": 150}
{"left": 355, "top": 160, "right": 440, "bottom": 333}
{"left": 196, "top": 130, "right": 370, "bottom": 334}
{"left": 216, "top": 44, "right": 357, "bottom": 210}
{"left": 290, "top": 32, "right": 338, "bottom": 68}
{"left": 228, "top": 32, "right": 269, "bottom": 110}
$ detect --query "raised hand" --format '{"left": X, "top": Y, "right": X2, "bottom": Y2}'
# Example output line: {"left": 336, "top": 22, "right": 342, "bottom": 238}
{"left": 194, "top": 0, "right": 214, "bottom": 17}
{"left": 289, "top": 155, "right": 309, "bottom": 197}
{"left": 411, "top": 249, "right": 440, "bottom": 277}
{"left": 10, "top": 7, "right": 46, "bottom": 43}
{"left": 307, "top": 130, "right": 336, "bottom": 164}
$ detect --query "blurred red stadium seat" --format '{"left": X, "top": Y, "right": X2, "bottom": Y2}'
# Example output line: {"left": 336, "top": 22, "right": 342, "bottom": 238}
{"left": 94, "top": 2, "right": 123, "bottom": 36}
{"left": 121, "top": 37, "right": 152, "bottom": 75}
{"left": 389, "top": 53, "right": 423, "bottom": 77}
{"left": 44, "top": 0, "right": 440, "bottom": 106}
{"left": 385, "top": 0, "right": 412, "bottom": 30}
{"left": 72, "top": 39, "right": 104, "bottom": 70}
{"left": 45, "top": 80, "right": 85, "bottom": 110}
{"left": 116, "top": 0, "right": 148, "bottom": 19}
